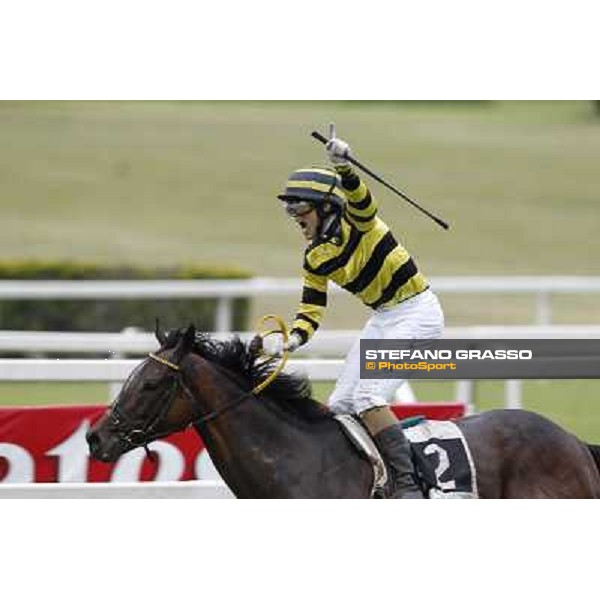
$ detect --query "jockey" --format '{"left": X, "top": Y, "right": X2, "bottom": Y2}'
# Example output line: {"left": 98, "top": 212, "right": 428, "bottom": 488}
{"left": 274, "top": 125, "right": 444, "bottom": 499}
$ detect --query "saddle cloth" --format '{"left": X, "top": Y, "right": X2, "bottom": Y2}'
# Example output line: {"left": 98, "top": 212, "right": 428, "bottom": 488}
{"left": 335, "top": 416, "right": 478, "bottom": 499}
{"left": 404, "top": 420, "right": 478, "bottom": 499}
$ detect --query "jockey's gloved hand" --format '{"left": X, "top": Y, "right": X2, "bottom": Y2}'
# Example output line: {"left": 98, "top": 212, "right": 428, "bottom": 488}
{"left": 325, "top": 122, "right": 351, "bottom": 167}
{"left": 261, "top": 332, "right": 302, "bottom": 357}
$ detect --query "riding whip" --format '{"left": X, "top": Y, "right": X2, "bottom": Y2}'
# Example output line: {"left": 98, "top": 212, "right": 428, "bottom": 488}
{"left": 311, "top": 129, "right": 450, "bottom": 231}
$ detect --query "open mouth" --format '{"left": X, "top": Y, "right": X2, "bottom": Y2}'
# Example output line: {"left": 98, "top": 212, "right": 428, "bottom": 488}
{"left": 296, "top": 220, "right": 313, "bottom": 239}
{"left": 294, "top": 217, "right": 307, "bottom": 231}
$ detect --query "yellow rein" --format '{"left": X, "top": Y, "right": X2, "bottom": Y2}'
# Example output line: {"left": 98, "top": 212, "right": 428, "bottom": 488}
{"left": 251, "top": 314, "right": 290, "bottom": 394}
{"left": 148, "top": 314, "right": 289, "bottom": 395}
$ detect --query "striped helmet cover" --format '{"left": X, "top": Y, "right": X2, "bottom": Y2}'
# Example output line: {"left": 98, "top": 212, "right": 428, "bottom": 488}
{"left": 277, "top": 167, "right": 346, "bottom": 210}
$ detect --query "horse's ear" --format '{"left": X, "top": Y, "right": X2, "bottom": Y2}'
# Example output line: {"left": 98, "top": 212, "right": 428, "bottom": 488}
{"left": 181, "top": 323, "right": 196, "bottom": 352}
{"left": 173, "top": 323, "right": 196, "bottom": 361}
{"left": 155, "top": 318, "right": 167, "bottom": 346}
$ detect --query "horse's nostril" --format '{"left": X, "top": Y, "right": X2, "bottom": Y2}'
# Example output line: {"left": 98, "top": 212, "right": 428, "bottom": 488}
{"left": 87, "top": 431, "right": 100, "bottom": 454}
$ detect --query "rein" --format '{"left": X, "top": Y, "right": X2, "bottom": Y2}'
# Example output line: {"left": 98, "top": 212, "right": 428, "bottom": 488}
{"left": 155, "top": 315, "right": 290, "bottom": 424}
{"left": 251, "top": 314, "right": 290, "bottom": 394}
{"left": 189, "top": 315, "right": 290, "bottom": 424}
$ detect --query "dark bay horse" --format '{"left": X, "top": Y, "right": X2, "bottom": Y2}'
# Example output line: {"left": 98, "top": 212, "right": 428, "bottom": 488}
{"left": 87, "top": 325, "right": 600, "bottom": 498}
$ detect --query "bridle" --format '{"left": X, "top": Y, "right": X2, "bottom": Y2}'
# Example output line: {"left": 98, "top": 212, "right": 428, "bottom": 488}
{"left": 104, "top": 353, "right": 193, "bottom": 457}
{"left": 105, "top": 324, "right": 288, "bottom": 456}
{"left": 105, "top": 351, "right": 235, "bottom": 456}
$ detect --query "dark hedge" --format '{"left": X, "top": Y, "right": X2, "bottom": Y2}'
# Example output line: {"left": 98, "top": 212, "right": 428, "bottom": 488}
{"left": 0, "top": 261, "right": 251, "bottom": 333}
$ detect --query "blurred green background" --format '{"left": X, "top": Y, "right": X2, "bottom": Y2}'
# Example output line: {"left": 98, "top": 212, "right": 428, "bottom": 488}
{"left": 2, "top": 100, "right": 599, "bottom": 326}
{"left": 1, "top": 101, "right": 599, "bottom": 437}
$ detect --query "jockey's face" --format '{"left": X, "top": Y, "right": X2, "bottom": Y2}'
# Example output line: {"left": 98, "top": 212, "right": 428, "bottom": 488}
{"left": 285, "top": 201, "right": 320, "bottom": 242}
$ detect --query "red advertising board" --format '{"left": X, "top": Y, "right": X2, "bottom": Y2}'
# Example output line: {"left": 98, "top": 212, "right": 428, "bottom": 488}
{"left": 0, "top": 403, "right": 465, "bottom": 483}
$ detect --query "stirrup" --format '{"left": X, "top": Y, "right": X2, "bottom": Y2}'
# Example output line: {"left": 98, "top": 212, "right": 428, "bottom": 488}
{"left": 334, "top": 414, "right": 388, "bottom": 496}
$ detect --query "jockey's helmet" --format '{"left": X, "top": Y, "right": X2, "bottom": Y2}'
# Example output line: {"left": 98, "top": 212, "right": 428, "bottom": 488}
{"left": 277, "top": 167, "right": 346, "bottom": 217}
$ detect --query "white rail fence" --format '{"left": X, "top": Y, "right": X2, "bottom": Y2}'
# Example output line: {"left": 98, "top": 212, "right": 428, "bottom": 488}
{"left": 0, "top": 355, "right": 473, "bottom": 415}
{"left": 2, "top": 325, "right": 600, "bottom": 356}
{"left": 2, "top": 325, "right": 600, "bottom": 410}
{"left": 0, "top": 481, "right": 234, "bottom": 499}
{"left": 1, "top": 276, "right": 600, "bottom": 329}
{"left": 2, "top": 321, "right": 600, "bottom": 411}
{"left": 0, "top": 357, "right": 344, "bottom": 382}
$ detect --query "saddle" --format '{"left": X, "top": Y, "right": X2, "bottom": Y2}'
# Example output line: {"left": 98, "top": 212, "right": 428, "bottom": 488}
{"left": 335, "top": 415, "right": 478, "bottom": 499}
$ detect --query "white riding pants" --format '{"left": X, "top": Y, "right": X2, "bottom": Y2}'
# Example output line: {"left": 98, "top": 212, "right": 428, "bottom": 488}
{"left": 328, "top": 289, "right": 444, "bottom": 415}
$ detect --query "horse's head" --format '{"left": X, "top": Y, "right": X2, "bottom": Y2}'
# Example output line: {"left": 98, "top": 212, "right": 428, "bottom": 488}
{"left": 87, "top": 323, "right": 198, "bottom": 462}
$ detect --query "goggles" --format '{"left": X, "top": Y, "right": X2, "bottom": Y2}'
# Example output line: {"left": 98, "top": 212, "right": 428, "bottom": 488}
{"left": 284, "top": 201, "right": 315, "bottom": 217}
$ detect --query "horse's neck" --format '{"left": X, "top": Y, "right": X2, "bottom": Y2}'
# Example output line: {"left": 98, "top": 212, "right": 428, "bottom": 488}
{"left": 185, "top": 357, "right": 371, "bottom": 498}
{"left": 193, "top": 389, "right": 328, "bottom": 498}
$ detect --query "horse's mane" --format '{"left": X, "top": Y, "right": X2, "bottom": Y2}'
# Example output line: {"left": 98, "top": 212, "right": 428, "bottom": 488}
{"left": 164, "top": 329, "right": 332, "bottom": 423}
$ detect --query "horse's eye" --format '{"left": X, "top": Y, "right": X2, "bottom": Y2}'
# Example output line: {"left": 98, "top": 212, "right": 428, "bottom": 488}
{"left": 143, "top": 380, "right": 162, "bottom": 391}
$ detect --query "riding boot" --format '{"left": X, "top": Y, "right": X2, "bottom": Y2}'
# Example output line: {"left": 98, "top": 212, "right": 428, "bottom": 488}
{"left": 374, "top": 422, "right": 424, "bottom": 499}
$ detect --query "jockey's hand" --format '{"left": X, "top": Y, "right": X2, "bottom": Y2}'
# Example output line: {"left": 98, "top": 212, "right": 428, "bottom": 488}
{"left": 325, "top": 122, "right": 351, "bottom": 167}
{"left": 261, "top": 332, "right": 302, "bottom": 357}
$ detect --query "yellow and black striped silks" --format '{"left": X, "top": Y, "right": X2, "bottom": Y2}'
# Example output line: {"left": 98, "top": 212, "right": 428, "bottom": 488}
{"left": 290, "top": 165, "right": 429, "bottom": 345}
